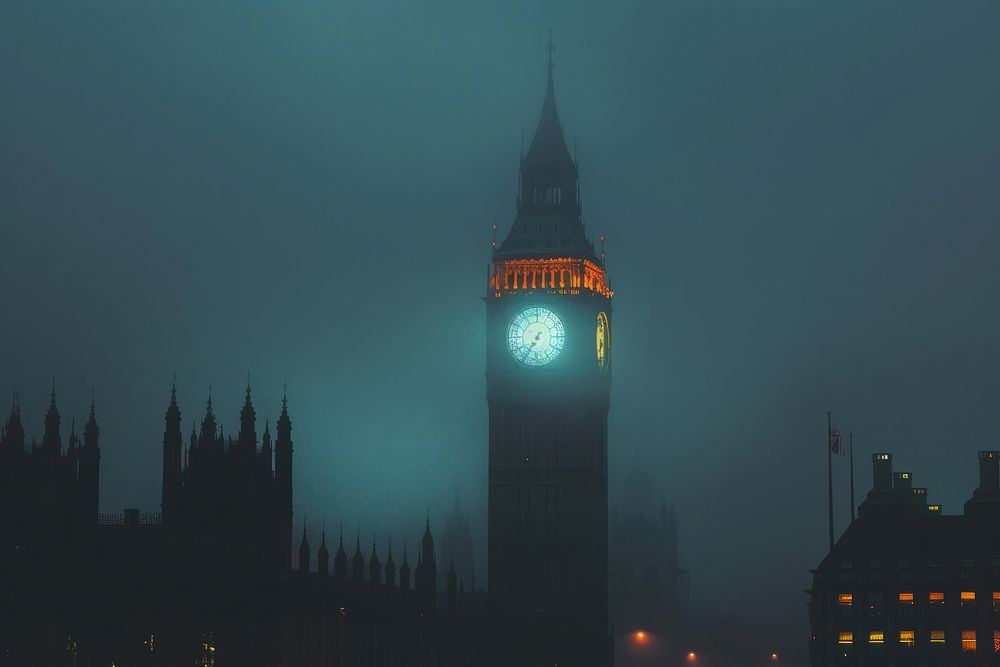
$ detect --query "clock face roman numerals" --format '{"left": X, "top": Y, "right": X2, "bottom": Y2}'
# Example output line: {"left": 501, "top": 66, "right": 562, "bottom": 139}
{"left": 507, "top": 307, "right": 565, "bottom": 366}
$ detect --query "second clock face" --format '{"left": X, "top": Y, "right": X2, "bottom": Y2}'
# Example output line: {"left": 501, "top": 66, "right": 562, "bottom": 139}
{"left": 596, "top": 311, "right": 610, "bottom": 374}
{"left": 508, "top": 307, "right": 566, "bottom": 367}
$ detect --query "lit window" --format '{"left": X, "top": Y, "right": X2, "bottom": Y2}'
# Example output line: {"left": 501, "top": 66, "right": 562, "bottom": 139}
{"left": 838, "top": 593, "right": 853, "bottom": 604}
{"left": 928, "top": 504, "right": 941, "bottom": 511}
{"left": 929, "top": 592, "right": 945, "bottom": 603}
{"left": 961, "top": 591, "right": 976, "bottom": 601}
{"left": 899, "top": 630, "right": 915, "bottom": 646}
{"left": 962, "top": 631, "right": 977, "bottom": 652}
{"left": 869, "top": 631, "right": 884, "bottom": 644}
{"left": 930, "top": 630, "right": 946, "bottom": 644}
{"left": 838, "top": 632, "right": 853, "bottom": 645}
{"left": 898, "top": 592, "right": 914, "bottom": 603}
{"left": 993, "top": 592, "right": 1000, "bottom": 602}
{"left": 993, "top": 630, "right": 1000, "bottom": 653}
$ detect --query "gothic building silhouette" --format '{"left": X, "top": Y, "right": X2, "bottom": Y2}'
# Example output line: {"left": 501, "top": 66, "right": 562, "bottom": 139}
{"left": 0, "top": 384, "right": 481, "bottom": 666}
{"left": 0, "top": 49, "right": 672, "bottom": 667}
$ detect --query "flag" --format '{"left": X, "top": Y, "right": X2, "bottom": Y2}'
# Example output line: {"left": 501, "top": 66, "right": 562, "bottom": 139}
{"left": 829, "top": 426, "right": 845, "bottom": 455}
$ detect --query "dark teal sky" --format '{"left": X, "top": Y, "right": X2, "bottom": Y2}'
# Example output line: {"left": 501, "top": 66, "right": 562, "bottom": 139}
{"left": 2, "top": 0, "right": 1000, "bottom": 649}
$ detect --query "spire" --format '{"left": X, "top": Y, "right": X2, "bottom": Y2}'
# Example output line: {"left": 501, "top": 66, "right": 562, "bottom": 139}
{"left": 352, "top": 528, "right": 366, "bottom": 582}
{"left": 317, "top": 522, "right": 330, "bottom": 576}
{"left": 496, "top": 35, "right": 595, "bottom": 262}
{"left": 3, "top": 389, "right": 25, "bottom": 452}
{"left": 261, "top": 419, "right": 272, "bottom": 459}
{"left": 369, "top": 533, "right": 382, "bottom": 587}
{"left": 238, "top": 379, "right": 257, "bottom": 451}
{"left": 333, "top": 523, "right": 348, "bottom": 583}
{"left": 42, "top": 380, "right": 61, "bottom": 455}
{"left": 385, "top": 534, "right": 397, "bottom": 589}
{"left": 67, "top": 417, "right": 78, "bottom": 456}
{"left": 200, "top": 387, "right": 216, "bottom": 438}
{"left": 298, "top": 519, "right": 311, "bottom": 573}
{"left": 523, "top": 31, "right": 574, "bottom": 170}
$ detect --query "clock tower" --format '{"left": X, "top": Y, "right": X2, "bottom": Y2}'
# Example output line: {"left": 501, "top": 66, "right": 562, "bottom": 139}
{"left": 486, "top": 46, "right": 613, "bottom": 667}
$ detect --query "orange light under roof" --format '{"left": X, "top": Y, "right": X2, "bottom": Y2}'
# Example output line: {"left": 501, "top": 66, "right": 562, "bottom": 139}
{"left": 838, "top": 593, "right": 853, "bottom": 604}
{"left": 929, "top": 592, "right": 945, "bottom": 602}
{"left": 899, "top": 592, "right": 914, "bottom": 603}
{"left": 961, "top": 591, "right": 976, "bottom": 601}
{"left": 632, "top": 630, "right": 649, "bottom": 646}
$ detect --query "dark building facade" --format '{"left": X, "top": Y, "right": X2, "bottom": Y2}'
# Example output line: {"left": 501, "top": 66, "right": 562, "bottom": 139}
{"left": 0, "top": 51, "right": 621, "bottom": 667}
{"left": 485, "top": 44, "right": 614, "bottom": 667}
{"left": 0, "top": 385, "right": 483, "bottom": 667}
{"left": 808, "top": 451, "right": 1000, "bottom": 666}
{"left": 609, "top": 467, "right": 689, "bottom": 661}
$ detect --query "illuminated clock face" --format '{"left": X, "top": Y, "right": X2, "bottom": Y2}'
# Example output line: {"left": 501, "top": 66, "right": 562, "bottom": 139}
{"left": 507, "top": 307, "right": 565, "bottom": 367}
{"left": 596, "top": 311, "right": 610, "bottom": 374}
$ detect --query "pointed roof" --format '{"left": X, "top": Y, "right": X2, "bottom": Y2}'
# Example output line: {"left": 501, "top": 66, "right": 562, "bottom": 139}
{"left": 523, "top": 64, "right": 575, "bottom": 170}
{"left": 318, "top": 525, "right": 329, "bottom": 556}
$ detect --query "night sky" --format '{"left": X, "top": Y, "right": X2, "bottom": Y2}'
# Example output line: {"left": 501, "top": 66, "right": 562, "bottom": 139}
{"left": 2, "top": 0, "right": 1000, "bottom": 655}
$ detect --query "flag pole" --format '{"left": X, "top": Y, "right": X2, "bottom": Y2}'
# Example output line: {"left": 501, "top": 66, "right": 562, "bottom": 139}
{"left": 849, "top": 432, "right": 856, "bottom": 523}
{"left": 828, "top": 411, "right": 834, "bottom": 551}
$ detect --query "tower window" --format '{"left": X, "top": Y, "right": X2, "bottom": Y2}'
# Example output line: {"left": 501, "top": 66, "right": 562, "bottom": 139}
{"left": 837, "top": 632, "right": 853, "bottom": 645}
{"left": 929, "top": 592, "right": 945, "bottom": 603}
{"left": 899, "top": 630, "right": 915, "bottom": 646}
{"left": 962, "top": 631, "right": 976, "bottom": 652}
{"left": 868, "top": 631, "right": 884, "bottom": 644}
{"left": 930, "top": 630, "right": 946, "bottom": 644}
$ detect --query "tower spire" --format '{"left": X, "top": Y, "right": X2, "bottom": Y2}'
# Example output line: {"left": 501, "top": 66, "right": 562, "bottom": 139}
{"left": 546, "top": 28, "right": 555, "bottom": 73}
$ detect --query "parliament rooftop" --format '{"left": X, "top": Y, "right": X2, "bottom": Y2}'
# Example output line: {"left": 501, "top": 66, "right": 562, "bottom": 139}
{"left": 808, "top": 450, "right": 1000, "bottom": 666}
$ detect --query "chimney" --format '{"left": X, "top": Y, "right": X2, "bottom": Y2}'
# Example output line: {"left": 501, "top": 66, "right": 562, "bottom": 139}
{"left": 893, "top": 472, "right": 913, "bottom": 493}
{"left": 978, "top": 451, "right": 999, "bottom": 490}
{"left": 872, "top": 453, "right": 892, "bottom": 492}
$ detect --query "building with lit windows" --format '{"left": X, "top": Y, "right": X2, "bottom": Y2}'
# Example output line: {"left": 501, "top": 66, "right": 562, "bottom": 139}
{"left": 808, "top": 450, "right": 1000, "bottom": 666}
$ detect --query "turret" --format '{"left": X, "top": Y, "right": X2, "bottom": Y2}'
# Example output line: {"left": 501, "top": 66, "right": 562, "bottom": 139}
{"left": 317, "top": 527, "right": 329, "bottom": 576}
{"left": 385, "top": 542, "right": 396, "bottom": 590}
{"left": 399, "top": 543, "right": 411, "bottom": 592}
{"left": 275, "top": 390, "right": 293, "bottom": 566}
{"left": 275, "top": 392, "right": 292, "bottom": 498}
{"left": 199, "top": 389, "right": 217, "bottom": 451}
{"left": 416, "top": 516, "right": 437, "bottom": 613}
{"left": 260, "top": 419, "right": 273, "bottom": 477}
{"left": 79, "top": 395, "right": 101, "bottom": 521}
{"left": 369, "top": 538, "right": 381, "bottom": 590}
{"left": 162, "top": 381, "right": 182, "bottom": 518}
{"left": 237, "top": 381, "right": 257, "bottom": 454}
{"left": 41, "top": 385, "right": 61, "bottom": 460}
{"left": 352, "top": 533, "right": 365, "bottom": 583}
{"left": 298, "top": 523, "right": 310, "bottom": 573}
{"left": 334, "top": 528, "right": 348, "bottom": 585}
{"left": 1, "top": 394, "right": 25, "bottom": 457}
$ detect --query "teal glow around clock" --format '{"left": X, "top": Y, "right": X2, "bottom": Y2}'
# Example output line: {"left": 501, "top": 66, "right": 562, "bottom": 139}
{"left": 507, "top": 307, "right": 566, "bottom": 366}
